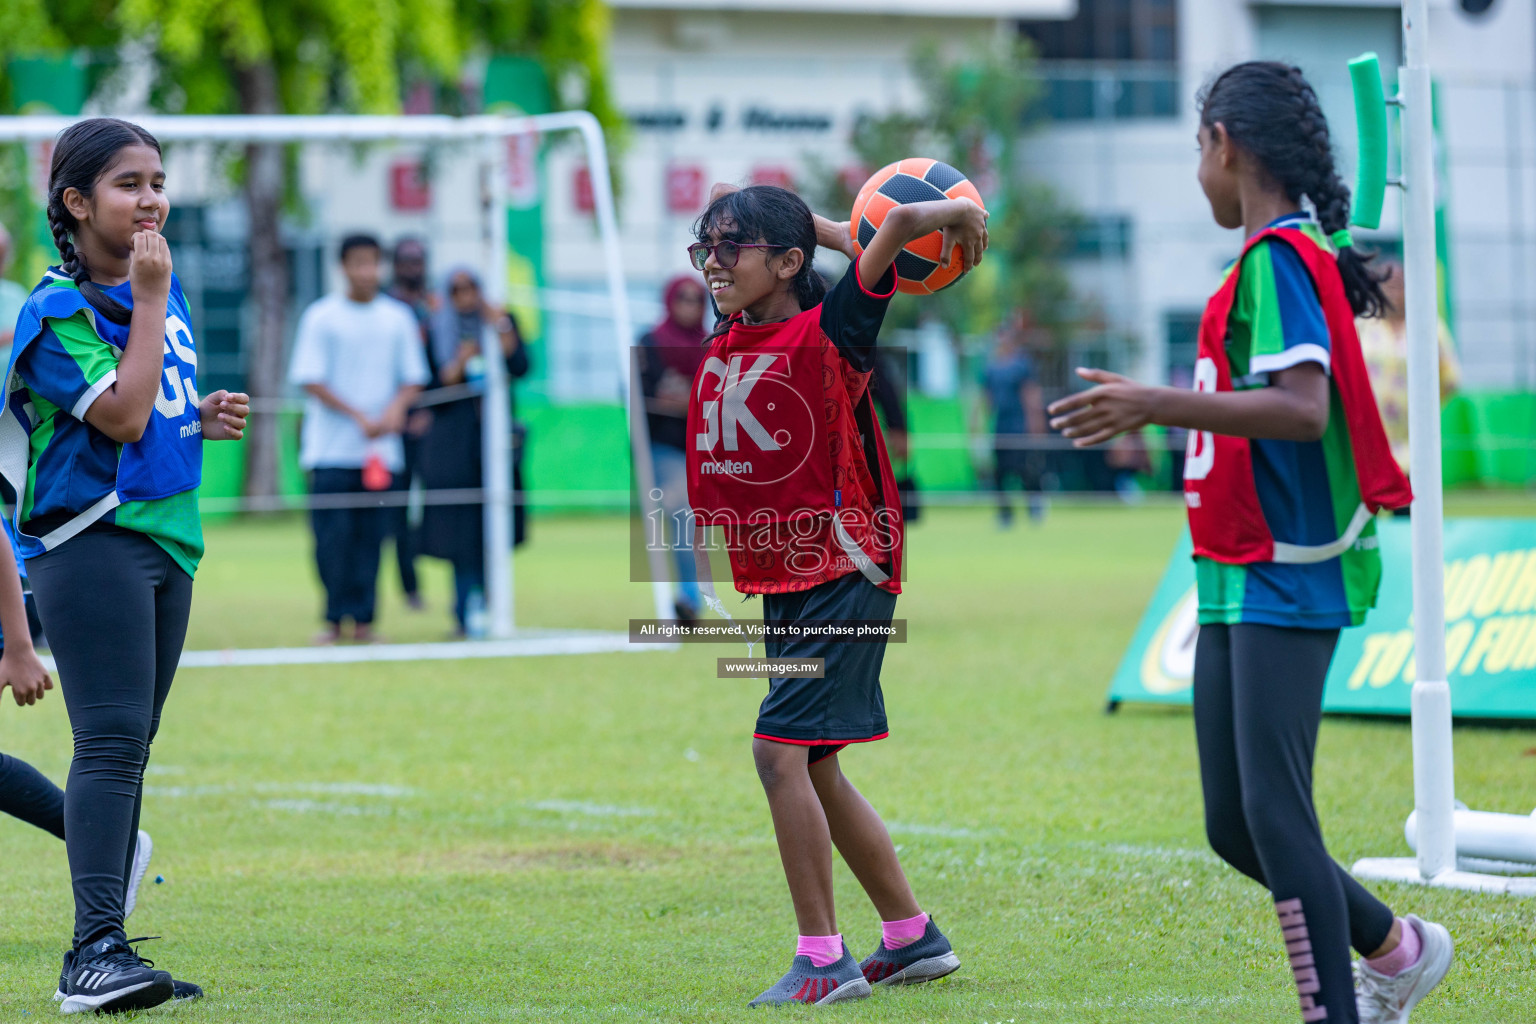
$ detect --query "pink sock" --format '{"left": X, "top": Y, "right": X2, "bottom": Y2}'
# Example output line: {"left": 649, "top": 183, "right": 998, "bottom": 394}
{"left": 1366, "top": 918, "right": 1422, "bottom": 977}
{"left": 796, "top": 934, "right": 844, "bottom": 967}
{"left": 881, "top": 911, "right": 929, "bottom": 950}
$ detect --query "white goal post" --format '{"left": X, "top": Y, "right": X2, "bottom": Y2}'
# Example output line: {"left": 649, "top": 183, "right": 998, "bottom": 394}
{"left": 0, "top": 110, "right": 676, "bottom": 650}
{"left": 1348, "top": 0, "right": 1536, "bottom": 896}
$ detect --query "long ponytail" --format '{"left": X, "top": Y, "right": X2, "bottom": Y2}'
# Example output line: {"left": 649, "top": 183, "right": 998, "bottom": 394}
{"left": 1199, "top": 61, "right": 1387, "bottom": 318}
{"left": 45, "top": 118, "right": 163, "bottom": 326}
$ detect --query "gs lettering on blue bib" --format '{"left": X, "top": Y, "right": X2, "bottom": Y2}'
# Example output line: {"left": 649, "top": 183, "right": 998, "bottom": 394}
{"left": 0, "top": 270, "right": 202, "bottom": 555}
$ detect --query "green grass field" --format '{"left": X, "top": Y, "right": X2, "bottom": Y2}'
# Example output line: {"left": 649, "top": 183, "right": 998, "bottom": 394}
{"left": 1, "top": 502, "right": 1534, "bottom": 1022}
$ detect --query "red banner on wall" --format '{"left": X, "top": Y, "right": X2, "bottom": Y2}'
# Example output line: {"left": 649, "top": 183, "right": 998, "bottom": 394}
{"left": 389, "top": 160, "right": 430, "bottom": 211}
{"left": 667, "top": 164, "right": 705, "bottom": 215}
{"left": 572, "top": 166, "right": 594, "bottom": 214}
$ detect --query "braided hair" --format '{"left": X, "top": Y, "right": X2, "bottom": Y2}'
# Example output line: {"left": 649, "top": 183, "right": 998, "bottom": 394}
{"left": 46, "top": 118, "right": 163, "bottom": 326}
{"left": 1198, "top": 61, "right": 1387, "bottom": 318}
{"left": 693, "top": 185, "right": 826, "bottom": 343}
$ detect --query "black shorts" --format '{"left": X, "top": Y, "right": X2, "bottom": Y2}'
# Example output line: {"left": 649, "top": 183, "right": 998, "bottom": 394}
{"left": 753, "top": 571, "right": 897, "bottom": 757}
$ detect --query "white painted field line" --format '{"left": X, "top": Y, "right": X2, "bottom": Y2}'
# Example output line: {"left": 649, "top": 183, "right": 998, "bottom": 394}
{"left": 887, "top": 822, "right": 1001, "bottom": 839}
{"left": 162, "top": 630, "right": 676, "bottom": 669}
{"left": 991, "top": 993, "right": 1256, "bottom": 1013}
{"left": 147, "top": 781, "right": 417, "bottom": 799}
{"left": 1090, "top": 841, "right": 1221, "bottom": 865}
{"left": 260, "top": 799, "right": 390, "bottom": 817}
{"left": 526, "top": 800, "right": 658, "bottom": 818}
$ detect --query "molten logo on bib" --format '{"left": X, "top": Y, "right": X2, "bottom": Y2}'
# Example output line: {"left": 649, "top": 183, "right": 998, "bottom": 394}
{"left": 694, "top": 352, "right": 817, "bottom": 486}
{"left": 681, "top": 307, "right": 905, "bottom": 595}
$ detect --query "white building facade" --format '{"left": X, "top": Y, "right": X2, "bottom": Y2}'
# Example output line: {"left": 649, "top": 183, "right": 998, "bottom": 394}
{"left": 284, "top": 0, "right": 1532, "bottom": 401}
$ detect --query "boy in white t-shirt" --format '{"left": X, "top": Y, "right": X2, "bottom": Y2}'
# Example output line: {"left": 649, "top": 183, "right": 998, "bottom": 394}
{"left": 288, "top": 233, "right": 429, "bottom": 643}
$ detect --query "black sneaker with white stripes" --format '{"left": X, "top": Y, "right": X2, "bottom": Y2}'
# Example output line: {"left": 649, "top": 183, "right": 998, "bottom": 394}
{"left": 58, "top": 937, "right": 173, "bottom": 1014}
{"left": 56, "top": 945, "right": 203, "bottom": 1008}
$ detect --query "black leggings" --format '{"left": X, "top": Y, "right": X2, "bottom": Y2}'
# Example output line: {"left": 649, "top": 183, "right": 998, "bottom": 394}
{"left": 1194, "top": 623, "right": 1395, "bottom": 1024}
{"left": 0, "top": 749, "right": 64, "bottom": 838}
{"left": 0, "top": 598, "right": 67, "bottom": 838}
{"left": 27, "top": 527, "right": 193, "bottom": 948}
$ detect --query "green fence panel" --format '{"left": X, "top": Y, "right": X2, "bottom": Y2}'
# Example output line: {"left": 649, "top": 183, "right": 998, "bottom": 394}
{"left": 907, "top": 395, "right": 973, "bottom": 490}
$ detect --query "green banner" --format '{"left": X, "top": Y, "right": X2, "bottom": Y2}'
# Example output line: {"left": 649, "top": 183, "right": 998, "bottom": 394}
{"left": 1108, "top": 519, "right": 1536, "bottom": 719}
{"left": 484, "top": 55, "right": 551, "bottom": 364}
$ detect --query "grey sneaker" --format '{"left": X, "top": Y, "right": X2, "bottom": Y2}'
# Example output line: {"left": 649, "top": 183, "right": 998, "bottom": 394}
{"left": 748, "top": 950, "right": 871, "bottom": 1007}
{"left": 859, "top": 917, "right": 960, "bottom": 986}
{"left": 125, "top": 830, "right": 152, "bottom": 919}
{"left": 1356, "top": 915, "right": 1454, "bottom": 1024}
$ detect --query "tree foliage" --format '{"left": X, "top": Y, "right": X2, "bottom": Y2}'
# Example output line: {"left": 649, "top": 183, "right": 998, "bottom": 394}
{"left": 2, "top": 0, "right": 618, "bottom": 496}
{"left": 100, "top": 0, "right": 617, "bottom": 126}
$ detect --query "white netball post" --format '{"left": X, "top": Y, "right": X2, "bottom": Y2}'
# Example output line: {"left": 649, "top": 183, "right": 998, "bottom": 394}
{"left": 0, "top": 111, "right": 675, "bottom": 662}
{"left": 1348, "top": 1, "right": 1536, "bottom": 896}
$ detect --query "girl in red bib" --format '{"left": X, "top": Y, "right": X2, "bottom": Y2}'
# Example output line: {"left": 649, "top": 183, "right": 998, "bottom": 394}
{"left": 1048, "top": 63, "right": 1451, "bottom": 1024}
{"left": 686, "top": 183, "right": 985, "bottom": 1006}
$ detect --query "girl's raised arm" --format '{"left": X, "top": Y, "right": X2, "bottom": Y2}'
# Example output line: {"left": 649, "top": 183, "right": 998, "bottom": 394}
{"left": 855, "top": 199, "right": 987, "bottom": 287}
{"left": 83, "top": 231, "right": 172, "bottom": 443}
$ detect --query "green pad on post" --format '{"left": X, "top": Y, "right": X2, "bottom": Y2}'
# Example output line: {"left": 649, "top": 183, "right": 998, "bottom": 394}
{"left": 1349, "top": 52, "right": 1388, "bottom": 230}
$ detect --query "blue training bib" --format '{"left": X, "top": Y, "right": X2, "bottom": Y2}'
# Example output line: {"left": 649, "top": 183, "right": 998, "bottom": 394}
{"left": 0, "top": 272, "right": 202, "bottom": 552}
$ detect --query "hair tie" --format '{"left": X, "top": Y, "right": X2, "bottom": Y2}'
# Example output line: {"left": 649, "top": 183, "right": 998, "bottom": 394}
{"left": 1330, "top": 228, "right": 1355, "bottom": 250}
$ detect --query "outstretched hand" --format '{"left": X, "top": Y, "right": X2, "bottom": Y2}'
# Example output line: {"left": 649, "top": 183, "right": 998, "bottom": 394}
{"left": 1047, "top": 368, "right": 1157, "bottom": 447}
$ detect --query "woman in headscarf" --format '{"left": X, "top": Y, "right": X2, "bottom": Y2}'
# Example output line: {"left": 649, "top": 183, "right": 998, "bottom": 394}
{"left": 418, "top": 266, "right": 530, "bottom": 637}
{"left": 638, "top": 275, "right": 708, "bottom": 623}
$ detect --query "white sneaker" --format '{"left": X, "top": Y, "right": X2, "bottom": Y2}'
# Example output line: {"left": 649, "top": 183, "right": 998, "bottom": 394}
{"left": 1355, "top": 915, "right": 1454, "bottom": 1024}
{"left": 124, "top": 830, "right": 153, "bottom": 919}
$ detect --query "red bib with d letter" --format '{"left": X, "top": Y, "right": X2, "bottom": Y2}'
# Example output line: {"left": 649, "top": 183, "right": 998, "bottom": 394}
{"left": 1184, "top": 227, "right": 1412, "bottom": 564}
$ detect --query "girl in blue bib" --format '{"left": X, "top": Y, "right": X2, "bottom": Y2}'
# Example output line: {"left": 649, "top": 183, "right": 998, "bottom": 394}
{"left": 1, "top": 118, "right": 247, "bottom": 1013}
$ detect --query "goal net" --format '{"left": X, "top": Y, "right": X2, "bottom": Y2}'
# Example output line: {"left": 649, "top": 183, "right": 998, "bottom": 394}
{"left": 0, "top": 112, "right": 674, "bottom": 667}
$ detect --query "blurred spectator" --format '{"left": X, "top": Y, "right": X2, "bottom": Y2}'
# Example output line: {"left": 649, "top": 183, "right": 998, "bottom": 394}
{"left": 289, "top": 234, "right": 429, "bottom": 644}
{"left": 383, "top": 236, "right": 436, "bottom": 611}
{"left": 981, "top": 322, "right": 1048, "bottom": 526}
{"left": 1357, "top": 259, "right": 1460, "bottom": 477}
{"left": 418, "top": 266, "right": 530, "bottom": 638}
{"left": 0, "top": 222, "right": 28, "bottom": 363}
{"left": 388, "top": 237, "right": 435, "bottom": 328}
{"left": 638, "top": 276, "right": 707, "bottom": 622}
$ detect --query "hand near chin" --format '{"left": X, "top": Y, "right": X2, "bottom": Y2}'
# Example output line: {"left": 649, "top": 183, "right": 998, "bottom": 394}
{"left": 128, "top": 231, "right": 172, "bottom": 304}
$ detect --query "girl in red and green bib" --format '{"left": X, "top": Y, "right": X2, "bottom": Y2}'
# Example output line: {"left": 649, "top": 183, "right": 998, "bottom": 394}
{"left": 1049, "top": 63, "right": 1452, "bottom": 1024}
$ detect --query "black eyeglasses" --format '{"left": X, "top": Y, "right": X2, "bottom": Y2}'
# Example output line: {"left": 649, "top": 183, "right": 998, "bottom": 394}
{"left": 687, "top": 240, "right": 783, "bottom": 271}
